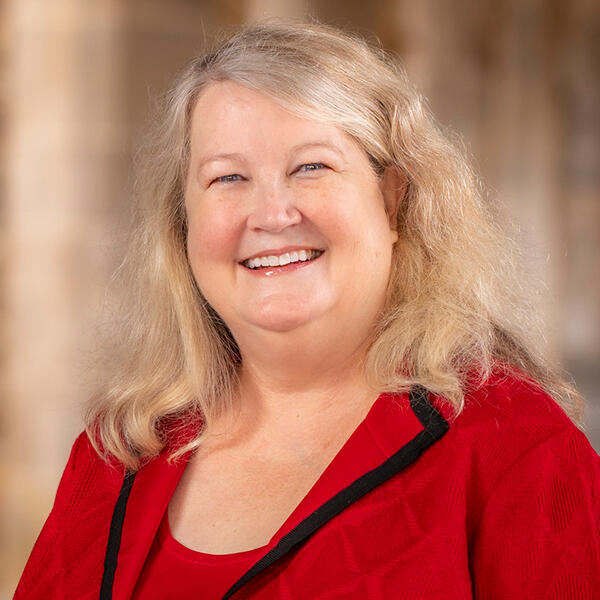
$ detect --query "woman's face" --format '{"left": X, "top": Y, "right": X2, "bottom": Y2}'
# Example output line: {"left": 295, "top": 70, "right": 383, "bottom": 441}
{"left": 184, "top": 81, "right": 400, "bottom": 343}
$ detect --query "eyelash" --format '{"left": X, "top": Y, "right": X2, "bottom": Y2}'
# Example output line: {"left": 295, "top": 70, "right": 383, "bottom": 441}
{"left": 298, "top": 162, "right": 326, "bottom": 173}
{"left": 211, "top": 163, "right": 327, "bottom": 185}
{"left": 214, "top": 174, "right": 243, "bottom": 184}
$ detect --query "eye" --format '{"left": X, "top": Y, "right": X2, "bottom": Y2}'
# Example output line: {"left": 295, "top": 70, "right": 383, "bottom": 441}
{"left": 212, "top": 173, "right": 244, "bottom": 184}
{"left": 297, "top": 163, "right": 327, "bottom": 173}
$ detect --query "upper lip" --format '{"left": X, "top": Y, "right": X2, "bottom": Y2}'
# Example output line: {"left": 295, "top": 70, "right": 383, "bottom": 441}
{"left": 239, "top": 246, "right": 324, "bottom": 263}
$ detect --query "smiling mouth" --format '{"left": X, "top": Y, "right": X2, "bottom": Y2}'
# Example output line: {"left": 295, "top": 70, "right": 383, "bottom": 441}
{"left": 241, "top": 249, "right": 324, "bottom": 270}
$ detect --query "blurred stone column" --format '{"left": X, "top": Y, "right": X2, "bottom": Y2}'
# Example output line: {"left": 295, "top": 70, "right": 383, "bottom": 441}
{"left": 243, "top": 0, "right": 308, "bottom": 21}
{"left": 389, "top": 0, "right": 600, "bottom": 447}
{"left": 559, "top": 0, "right": 600, "bottom": 442}
{"left": 1, "top": 0, "right": 237, "bottom": 594}
{"left": 392, "top": 0, "right": 564, "bottom": 357}
{"left": 487, "top": 0, "right": 565, "bottom": 359}
{"left": 1, "top": 0, "right": 128, "bottom": 593}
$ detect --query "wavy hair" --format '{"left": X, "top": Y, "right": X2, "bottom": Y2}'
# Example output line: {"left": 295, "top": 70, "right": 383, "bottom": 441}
{"left": 86, "top": 20, "right": 583, "bottom": 470}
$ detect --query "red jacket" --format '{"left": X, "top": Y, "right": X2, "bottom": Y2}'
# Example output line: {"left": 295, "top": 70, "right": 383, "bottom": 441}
{"left": 14, "top": 375, "right": 600, "bottom": 599}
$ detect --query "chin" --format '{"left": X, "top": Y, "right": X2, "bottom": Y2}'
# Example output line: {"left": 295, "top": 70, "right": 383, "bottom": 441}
{"left": 245, "top": 304, "right": 324, "bottom": 333}
{"left": 251, "top": 314, "right": 314, "bottom": 333}
{"left": 240, "top": 294, "right": 332, "bottom": 334}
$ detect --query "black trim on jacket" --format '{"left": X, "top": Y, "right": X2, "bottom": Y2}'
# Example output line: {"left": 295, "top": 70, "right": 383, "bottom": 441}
{"left": 100, "top": 471, "right": 136, "bottom": 600}
{"left": 223, "top": 386, "right": 448, "bottom": 599}
{"left": 100, "top": 387, "right": 449, "bottom": 599}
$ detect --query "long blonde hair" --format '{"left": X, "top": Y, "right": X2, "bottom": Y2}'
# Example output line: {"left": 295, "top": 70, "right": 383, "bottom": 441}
{"left": 86, "top": 20, "right": 582, "bottom": 470}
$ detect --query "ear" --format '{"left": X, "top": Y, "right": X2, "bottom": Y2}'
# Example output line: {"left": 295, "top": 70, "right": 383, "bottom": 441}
{"left": 379, "top": 167, "right": 406, "bottom": 240}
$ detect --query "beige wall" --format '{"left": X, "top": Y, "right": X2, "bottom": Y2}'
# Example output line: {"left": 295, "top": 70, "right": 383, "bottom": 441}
{"left": 1, "top": 0, "right": 598, "bottom": 595}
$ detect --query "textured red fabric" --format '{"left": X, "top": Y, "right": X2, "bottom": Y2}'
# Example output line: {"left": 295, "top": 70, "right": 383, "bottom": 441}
{"left": 132, "top": 389, "right": 404, "bottom": 598}
{"left": 14, "top": 374, "right": 600, "bottom": 599}
{"left": 132, "top": 513, "right": 265, "bottom": 599}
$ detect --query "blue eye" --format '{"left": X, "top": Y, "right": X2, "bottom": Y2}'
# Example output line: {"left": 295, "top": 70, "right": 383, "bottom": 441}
{"left": 214, "top": 174, "right": 243, "bottom": 184}
{"left": 299, "top": 163, "right": 326, "bottom": 172}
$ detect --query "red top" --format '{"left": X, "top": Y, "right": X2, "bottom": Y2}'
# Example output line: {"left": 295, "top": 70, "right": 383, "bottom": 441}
{"left": 133, "top": 516, "right": 266, "bottom": 599}
{"left": 132, "top": 392, "right": 394, "bottom": 599}
{"left": 14, "top": 374, "right": 600, "bottom": 599}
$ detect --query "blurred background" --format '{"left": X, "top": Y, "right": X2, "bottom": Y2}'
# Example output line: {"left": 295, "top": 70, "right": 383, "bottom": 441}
{"left": 1, "top": 0, "right": 598, "bottom": 595}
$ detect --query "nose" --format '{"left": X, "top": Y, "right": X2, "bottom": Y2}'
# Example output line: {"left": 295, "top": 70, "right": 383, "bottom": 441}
{"left": 246, "top": 180, "right": 302, "bottom": 232}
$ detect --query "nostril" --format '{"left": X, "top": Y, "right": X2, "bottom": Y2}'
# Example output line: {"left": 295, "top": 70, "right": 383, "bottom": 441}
{"left": 247, "top": 200, "right": 302, "bottom": 232}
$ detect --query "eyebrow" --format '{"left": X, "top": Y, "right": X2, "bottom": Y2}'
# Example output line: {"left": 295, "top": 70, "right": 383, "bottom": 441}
{"left": 288, "top": 141, "right": 345, "bottom": 159}
{"left": 195, "top": 152, "right": 247, "bottom": 171}
{"left": 195, "top": 141, "right": 346, "bottom": 171}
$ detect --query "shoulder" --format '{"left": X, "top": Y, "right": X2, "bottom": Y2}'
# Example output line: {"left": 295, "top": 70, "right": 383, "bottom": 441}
{"left": 443, "top": 374, "right": 600, "bottom": 597}
{"left": 64, "top": 430, "right": 124, "bottom": 483}
{"left": 441, "top": 370, "right": 589, "bottom": 450}
{"left": 426, "top": 371, "right": 599, "bottom": 498}
{"left": 43, "top": 431, "right": 126, "bottom": 529}
{"left": 14, "top": 432, "right": 126, "bottom": 599}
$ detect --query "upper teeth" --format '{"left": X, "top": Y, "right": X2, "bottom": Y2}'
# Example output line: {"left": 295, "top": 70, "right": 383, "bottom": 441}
{"left": 243, "top": 249, "right": 323, "bottom": 269}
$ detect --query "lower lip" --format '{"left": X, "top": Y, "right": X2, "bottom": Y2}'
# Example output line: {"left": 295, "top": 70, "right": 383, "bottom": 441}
{"left": 240, "top": 253, "right": 324, "bottom": 277}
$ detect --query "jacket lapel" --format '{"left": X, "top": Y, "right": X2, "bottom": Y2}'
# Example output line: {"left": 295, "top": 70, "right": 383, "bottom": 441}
{"left": 222, "top": 387, "right": 449, "bottom": 599}
{"left": 100, "top": 387, "right": 449, "bottom": 600}
{"left": 107, "top": 448, "right": 190, "bottom": 599}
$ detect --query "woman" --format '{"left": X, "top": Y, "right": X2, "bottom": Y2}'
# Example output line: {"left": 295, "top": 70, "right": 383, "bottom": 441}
{"left": 15, "top": 21, "right": 600, "bottom": 600}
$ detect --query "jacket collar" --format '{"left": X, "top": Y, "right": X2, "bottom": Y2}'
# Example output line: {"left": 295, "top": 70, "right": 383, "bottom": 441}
{"left": 101, "top": 387, "right": 449, "bottom": 599}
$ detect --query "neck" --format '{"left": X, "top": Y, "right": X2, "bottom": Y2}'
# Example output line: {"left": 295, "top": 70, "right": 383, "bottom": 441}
{"left": 205, "top": 325, "right": 379, "bottom": 450}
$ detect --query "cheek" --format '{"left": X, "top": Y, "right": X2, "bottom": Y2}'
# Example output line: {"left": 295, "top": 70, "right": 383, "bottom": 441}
{"left": 186, "top": 204, "right": 241, "bottom": 260}
{"left": 306, "top": 185, "right": 354, "bottom": 240}
{"left": 317, "top": 185, "right": 391, "bottom": 255}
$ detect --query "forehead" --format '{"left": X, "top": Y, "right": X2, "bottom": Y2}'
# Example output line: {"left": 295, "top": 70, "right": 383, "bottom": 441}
{"left": 188, "top": 81, "right": 351, "bottom": 152}
{"left": 192, "top": 80, "right": 310, "bottom": 124}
